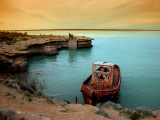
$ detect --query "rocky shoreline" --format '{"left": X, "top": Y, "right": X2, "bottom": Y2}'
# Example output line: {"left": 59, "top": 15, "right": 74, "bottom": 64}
{"left": 0, "top": 83, "right": 160, "bottom": 120}
{"left": 0, "top": 33, "right": 93, "bottom": 73}
{"left": 1, "top": 32, "right": 160, "bottom": 120}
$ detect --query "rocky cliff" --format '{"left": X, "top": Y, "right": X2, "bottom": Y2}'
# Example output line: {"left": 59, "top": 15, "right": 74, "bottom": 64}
{"left": 0, "top": 34, "right": 93, "bottom": 73}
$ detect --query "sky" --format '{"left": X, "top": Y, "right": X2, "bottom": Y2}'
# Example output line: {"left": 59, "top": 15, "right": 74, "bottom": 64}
{"left": 0, "top": 0, "right": 160, "bottom": 30}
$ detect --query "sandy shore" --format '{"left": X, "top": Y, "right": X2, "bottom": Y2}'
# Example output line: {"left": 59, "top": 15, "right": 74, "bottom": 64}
{"left": 0, "top": 84, "right": 160, "bottom": 120}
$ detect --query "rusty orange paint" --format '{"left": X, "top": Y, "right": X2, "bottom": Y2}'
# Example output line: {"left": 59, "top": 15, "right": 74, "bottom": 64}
{"left": 81, "top": 62, "right": 121, "bottom": 105}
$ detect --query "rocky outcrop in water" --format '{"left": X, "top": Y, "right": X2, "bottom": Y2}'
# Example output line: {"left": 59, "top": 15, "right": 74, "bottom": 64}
{"left": 0, "top": 34, "right": 93, "bottom": 73}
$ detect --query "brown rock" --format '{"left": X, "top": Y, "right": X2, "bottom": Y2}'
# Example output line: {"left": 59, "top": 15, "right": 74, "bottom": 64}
{"left": 0, "top": 34, "right": 93, "bottom": 73}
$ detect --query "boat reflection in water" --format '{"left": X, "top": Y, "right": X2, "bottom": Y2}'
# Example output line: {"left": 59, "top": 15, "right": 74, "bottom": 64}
{"left": 81, "top": 62, "right": 121, "bottom": 105}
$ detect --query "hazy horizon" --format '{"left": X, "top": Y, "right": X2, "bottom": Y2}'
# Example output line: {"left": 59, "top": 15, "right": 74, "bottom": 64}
{"left": 2, "top": 29, "right": 160, "bottom": 31}
{"left": 0, "top": 0, "right": 160, "bottom": 30}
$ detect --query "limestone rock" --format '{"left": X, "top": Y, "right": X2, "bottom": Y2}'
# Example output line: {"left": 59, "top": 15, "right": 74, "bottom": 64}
{"left": 0, "top": 34, "right": 93, "bottom": 73}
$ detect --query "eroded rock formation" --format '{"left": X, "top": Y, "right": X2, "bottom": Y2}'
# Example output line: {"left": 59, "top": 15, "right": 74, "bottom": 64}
{"left": 0, "top": 34, "right": 93, "bottom": 73}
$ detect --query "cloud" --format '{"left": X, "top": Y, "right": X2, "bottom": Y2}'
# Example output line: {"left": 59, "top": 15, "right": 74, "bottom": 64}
{"left": 0, "top": 0, "right": 160, "bottom": 30}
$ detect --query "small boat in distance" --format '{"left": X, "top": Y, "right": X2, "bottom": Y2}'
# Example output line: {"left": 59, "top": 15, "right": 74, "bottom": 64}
{"left": 81, "top": 62, "right": 121, "bottom": 105}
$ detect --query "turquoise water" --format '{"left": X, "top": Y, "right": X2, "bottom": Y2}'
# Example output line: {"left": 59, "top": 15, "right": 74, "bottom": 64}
{"left": 26, "top": 30, "right": 160, "bottom": 110}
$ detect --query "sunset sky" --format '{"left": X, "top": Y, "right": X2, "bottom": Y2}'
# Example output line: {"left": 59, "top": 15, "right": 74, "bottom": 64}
{"left": 0, "top": 0, "right": 160, "bottom": 30}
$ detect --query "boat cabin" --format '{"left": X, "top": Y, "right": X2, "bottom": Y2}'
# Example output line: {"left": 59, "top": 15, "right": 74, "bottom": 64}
{"left": 91, "top": 62, "right": 114, "bottom": 88}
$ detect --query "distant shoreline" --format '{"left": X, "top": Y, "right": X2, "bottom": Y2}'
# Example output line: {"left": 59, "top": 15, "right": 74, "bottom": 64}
{"left": 2, "top": 29, "right": 160, "bottom": 32}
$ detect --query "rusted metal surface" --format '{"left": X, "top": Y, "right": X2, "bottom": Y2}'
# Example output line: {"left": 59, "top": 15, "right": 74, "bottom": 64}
{"left": 81, "top": 62, "right": 121, "bottom": 105}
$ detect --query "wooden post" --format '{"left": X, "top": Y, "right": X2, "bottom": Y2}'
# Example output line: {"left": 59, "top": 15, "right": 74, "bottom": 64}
{"left": 76, "top": 97, "right": 77, "bottom": 104}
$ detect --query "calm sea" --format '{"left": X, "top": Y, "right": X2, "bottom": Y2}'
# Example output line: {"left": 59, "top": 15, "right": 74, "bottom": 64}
{"left": 21, "top": 30, "right": 160, "bottom": 110}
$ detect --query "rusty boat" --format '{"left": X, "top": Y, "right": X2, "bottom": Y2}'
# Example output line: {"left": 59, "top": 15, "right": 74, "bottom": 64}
{"left": 81, "top": 62, "right": 121, "bottom": 105}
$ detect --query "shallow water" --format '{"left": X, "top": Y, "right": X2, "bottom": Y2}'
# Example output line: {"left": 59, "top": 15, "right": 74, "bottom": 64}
{"left": 25, "top": 30, "right": 160, "bottom": 110}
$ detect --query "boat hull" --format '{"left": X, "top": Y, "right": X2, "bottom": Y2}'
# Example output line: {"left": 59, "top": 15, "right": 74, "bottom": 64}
{"left": 81, "top": 81, "right": 121, "bottom": 105}
{"left": 81, "top": 64, "right": 121, "bottom": 105}
{"left": 82, "top": 91, "right": 119, "bottom": 105}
